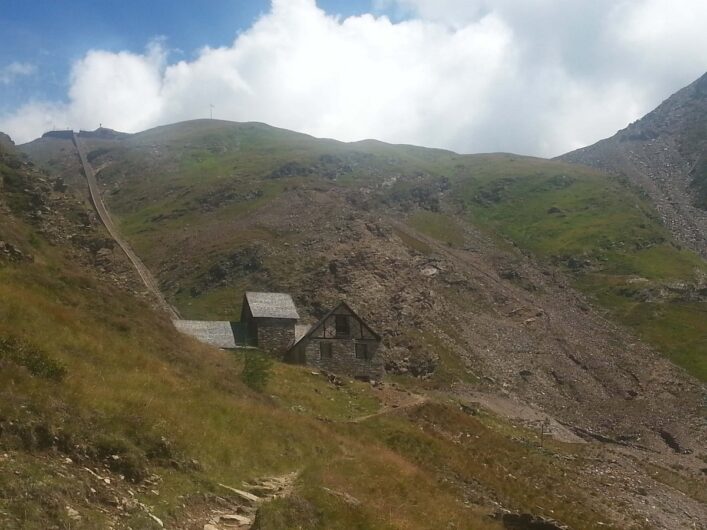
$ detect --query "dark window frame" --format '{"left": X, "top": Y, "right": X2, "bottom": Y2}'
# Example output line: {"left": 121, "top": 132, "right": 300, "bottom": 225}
{"left": 335, "top": 314, "right": 350, "bottom": 336}
{"left": 320, "top": 342, "right": 333, "bottom": 359}
{"left": 355, "top": 342, "right": 369, "bottom": 360}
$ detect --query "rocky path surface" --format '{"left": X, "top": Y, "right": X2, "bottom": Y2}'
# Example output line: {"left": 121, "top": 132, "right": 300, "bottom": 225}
{"left": 457, "top": 390, "right": 586, "bottom": 444}
{"left": 72, "top": 133, "right": 180, "bottom": 318}
{"left": 196, "top": 473, "right": 298, "bottom": 529}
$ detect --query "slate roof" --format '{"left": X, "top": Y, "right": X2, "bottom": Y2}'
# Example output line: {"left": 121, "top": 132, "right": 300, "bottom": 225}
{"left": 173, "top": 320, "right": 237, "bottom": 349}
{"left": 245, "top": 292, "right": 300, "bottom": 320}
{"left": 294, "top": 324, "right": 312, "bottom": 343}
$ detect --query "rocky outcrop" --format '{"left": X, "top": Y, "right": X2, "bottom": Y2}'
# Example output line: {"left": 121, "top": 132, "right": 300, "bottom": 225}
{"left": 0, "top": 240, "right": 31, "bottom": 262}
{"left": 560, "top": 72, "right": 707, "bottom": 256}
{"left": 493, "top": 512, "right": 568, "bottom": 530}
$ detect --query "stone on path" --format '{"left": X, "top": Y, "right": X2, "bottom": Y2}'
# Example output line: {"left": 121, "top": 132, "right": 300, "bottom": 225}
{"left": 217, "top": 483, "right": 261, "bottom": 503}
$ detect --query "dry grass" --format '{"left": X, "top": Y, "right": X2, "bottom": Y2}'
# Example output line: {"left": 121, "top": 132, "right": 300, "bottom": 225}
{"left": 0, "top": 238, "right": 631, "bottom": 528}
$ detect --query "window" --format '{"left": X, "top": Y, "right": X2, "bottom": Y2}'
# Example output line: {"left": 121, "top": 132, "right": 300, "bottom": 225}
{"left": 320, "top": 342, "right": 333, "bottom": 359}
{"left": 335, "top": 315, "right": 349, "bottom": 336}
{"left": 355, "top": 342, "right": 369, "bottom": 360}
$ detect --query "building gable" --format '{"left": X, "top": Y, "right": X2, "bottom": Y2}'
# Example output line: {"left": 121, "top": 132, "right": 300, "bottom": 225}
{"left": 295, "top": 301, "right": 381, "bottom": 346}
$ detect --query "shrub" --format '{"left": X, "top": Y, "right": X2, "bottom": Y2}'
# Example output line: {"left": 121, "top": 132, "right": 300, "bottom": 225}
{"left": 240, "top": 350, "right": 273, "bottom": 391}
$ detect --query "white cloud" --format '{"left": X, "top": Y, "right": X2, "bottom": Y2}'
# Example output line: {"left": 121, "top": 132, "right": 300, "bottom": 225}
{"left": 608, "top": 0, "right": 707, "bottom": 83}
{"left": 67, "top": 43, "right": 166, "bottom": 132}
{"left": 0, "top": 62, "right": 37, "bottom": 85}
{"left": 1, "top": 0, "right": 706, "bottom": 156}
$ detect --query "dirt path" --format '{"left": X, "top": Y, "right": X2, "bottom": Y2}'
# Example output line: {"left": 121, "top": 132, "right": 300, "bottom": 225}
{"left": 458, "top": 390, "right": 587, "bottom": 444}
{"left": 350, "top": 386, "right": 428, "bottom": 423}
{"left": 72, "top": 134, "right": 180, "bottom": 319}
{"left": 182, "top": 386, "right": 426, "bottom": 527}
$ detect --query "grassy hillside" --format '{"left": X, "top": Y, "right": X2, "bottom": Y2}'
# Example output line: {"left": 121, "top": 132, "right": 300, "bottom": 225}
{"left": 0, "top": 238, "right": 662, "bottom": 530}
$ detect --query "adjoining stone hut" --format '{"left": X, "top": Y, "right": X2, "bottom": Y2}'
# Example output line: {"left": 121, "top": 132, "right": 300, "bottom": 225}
{"left": 240, "top": 292, "right": 300, "bottom": 354}
{"left": 286, "top": 301, "right": 384, "bottom": 380}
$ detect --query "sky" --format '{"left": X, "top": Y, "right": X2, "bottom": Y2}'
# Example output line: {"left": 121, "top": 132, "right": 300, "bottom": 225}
{"left": 1, "top": 0, "right": 706, "bottom": 156}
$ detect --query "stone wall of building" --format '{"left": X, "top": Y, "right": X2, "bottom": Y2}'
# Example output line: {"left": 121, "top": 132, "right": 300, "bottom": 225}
{"left": 256, "top": 318, "right": 296, "bottom": 356}
{"left": 300, "top": 338, "right": 384, "bottom": 380}
{"left": 286, "top": 303, "right": 384, "bottom": 379}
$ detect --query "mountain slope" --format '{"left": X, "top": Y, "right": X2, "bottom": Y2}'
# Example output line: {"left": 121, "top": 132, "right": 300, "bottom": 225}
{"left": 560, "top": 72, "right": 707, "bottom": 256}
{"left": 9, "top": 130, "right": 707, "bottom": 529}
{"left": 75, "top": 121, "right": 707, "bottom": 379}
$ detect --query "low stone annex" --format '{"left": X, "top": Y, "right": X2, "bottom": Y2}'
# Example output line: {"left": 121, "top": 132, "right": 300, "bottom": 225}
{"left": 173, "top": 292, "right": 383, "bottom": 379}
{"left": 172, "top": 320, "right": 237, "bottom": 349}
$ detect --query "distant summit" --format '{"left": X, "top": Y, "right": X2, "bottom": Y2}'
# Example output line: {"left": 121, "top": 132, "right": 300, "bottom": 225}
{"left": 560, "top": 72, "right": 707, "bottom": 256}
{"left": 41, "top": 127, "right": 130, "bottom": 141}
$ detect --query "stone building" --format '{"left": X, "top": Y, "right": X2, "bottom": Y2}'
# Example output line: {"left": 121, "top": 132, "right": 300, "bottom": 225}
{"left": 240, "top": 292, "right": 299, "bottom": 354}
{"left": 174, "top": 293, "right": 384, "bottom": 379}
{"left": 286, "top": 301, "right": 384, "bottom": 380}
